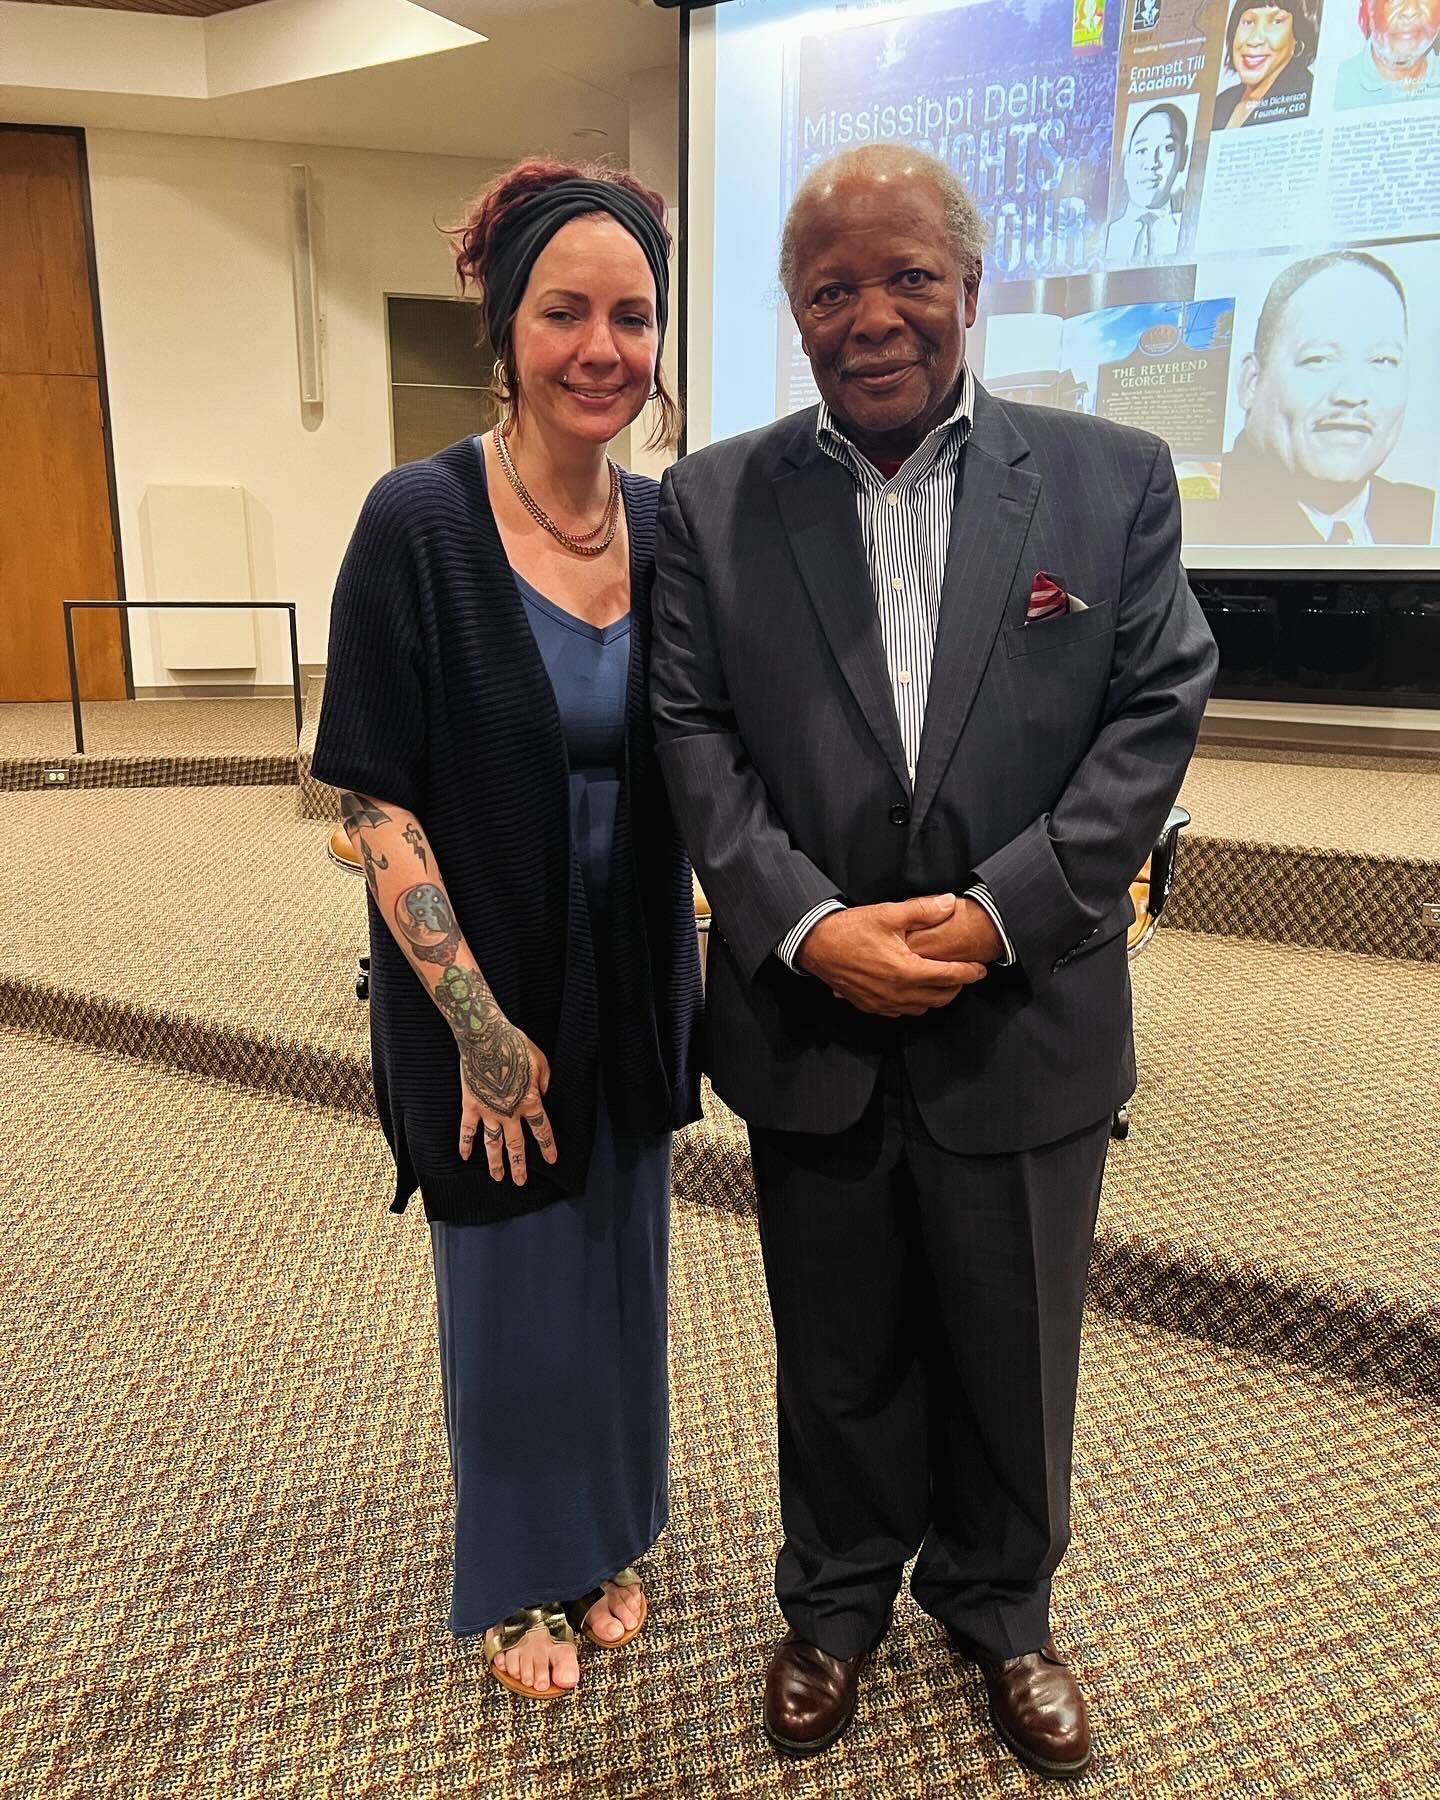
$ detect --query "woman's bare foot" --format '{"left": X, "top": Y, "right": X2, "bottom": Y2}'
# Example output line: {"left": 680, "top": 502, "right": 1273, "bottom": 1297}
{"left": 493, "top": 1623, "right": 580, "bottom": 1695}
{"left": 582, "top": 1577, "right": 646, "bottom": 1644}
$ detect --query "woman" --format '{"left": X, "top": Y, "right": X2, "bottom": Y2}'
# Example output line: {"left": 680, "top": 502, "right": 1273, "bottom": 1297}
{"left": 1212, "top": 0, "right": 1321, "bottom": 127}
{"left": 310, "top": 159, "right": 702, "bottom": 1702}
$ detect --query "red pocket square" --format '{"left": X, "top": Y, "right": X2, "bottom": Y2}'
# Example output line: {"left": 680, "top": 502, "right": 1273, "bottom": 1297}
{"left": 1026, "top": 572, "right": 1088, "bottom": 622}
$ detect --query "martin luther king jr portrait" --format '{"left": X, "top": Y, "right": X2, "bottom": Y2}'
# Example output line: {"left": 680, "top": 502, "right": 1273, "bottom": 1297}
{"left": 1203, "top": 249, "right": 1437, "bottom": 547}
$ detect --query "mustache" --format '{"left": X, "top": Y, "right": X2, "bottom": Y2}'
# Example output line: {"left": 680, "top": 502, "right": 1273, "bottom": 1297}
{"left": 834, "top": 346, "right": 938, "bottom": 377}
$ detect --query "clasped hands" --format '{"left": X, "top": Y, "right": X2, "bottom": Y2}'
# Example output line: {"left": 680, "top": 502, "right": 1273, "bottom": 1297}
{"left": 797, "top": 893, "right": 1002, "bottom": 1017}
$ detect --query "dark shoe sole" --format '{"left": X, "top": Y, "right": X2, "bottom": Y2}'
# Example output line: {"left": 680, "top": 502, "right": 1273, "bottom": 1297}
{"left": 989, "top": 1702, "right": 1093, "bottom": 1782}
{"left": 764, "top": 1704, "right": 858, "bottom": 1758}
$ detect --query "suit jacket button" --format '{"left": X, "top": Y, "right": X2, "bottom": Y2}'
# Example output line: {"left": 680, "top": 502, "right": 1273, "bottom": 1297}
{"left": 889, "top": 803, "right": 910, "bottom": 826}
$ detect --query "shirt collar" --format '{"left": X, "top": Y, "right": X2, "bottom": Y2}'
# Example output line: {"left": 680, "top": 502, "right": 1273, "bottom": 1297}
{"left": 1298, "top": 482, "right": 1374, "bottom": 546}
{"left": 816, "top": 362, "right": 974, "bottom": 483}
{"left": 1120, "top": 197, "right": 1180, "bottom": 221}
{"left": 1356, "top": 46, "right": 1440, "bottom": 92}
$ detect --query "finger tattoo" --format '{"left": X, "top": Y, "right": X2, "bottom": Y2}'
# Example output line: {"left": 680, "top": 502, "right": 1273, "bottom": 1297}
{"left": 483, "top": 1124, "right": 503, "bottom": 1144}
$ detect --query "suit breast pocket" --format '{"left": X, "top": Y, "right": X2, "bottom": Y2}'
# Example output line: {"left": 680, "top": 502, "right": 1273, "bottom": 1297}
{"left": 1004, "top": 596, "right": 1116, "bottom": 658}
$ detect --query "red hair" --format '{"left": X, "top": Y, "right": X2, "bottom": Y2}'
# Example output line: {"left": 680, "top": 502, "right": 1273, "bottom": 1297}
{"left": 448, "top": 157, "right": 679, "bottom": 450}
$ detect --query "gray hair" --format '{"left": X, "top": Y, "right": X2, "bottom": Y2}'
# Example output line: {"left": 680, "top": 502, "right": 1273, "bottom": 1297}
{"left": 778, "top": 144, "right": 987, "bottom": 300}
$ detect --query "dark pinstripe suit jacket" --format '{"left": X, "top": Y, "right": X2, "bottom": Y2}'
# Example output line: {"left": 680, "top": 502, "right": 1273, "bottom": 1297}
{"left": 652, "top": 383, "right": 1218, "bottom": 1152}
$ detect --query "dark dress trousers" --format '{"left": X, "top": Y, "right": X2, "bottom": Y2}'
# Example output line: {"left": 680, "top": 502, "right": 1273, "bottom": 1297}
{"left": 651, "top": 385, "right": 1218, "bottom": 1660}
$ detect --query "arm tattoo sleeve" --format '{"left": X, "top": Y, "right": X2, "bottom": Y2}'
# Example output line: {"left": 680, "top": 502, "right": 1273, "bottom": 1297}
{"left": 394, "top": 883, "right": 461, "bottom": 966}
{"left": 359, "top": 838, "right": 389, "bottom": 894}
{"left": 433, "top": 965, "right": 530, "bottom": 1114}
{"left": 402, "top": 823, "right": 428, "bottom": 870}
{"left": 340, "top": 791, "right": 391, "bottom": 834}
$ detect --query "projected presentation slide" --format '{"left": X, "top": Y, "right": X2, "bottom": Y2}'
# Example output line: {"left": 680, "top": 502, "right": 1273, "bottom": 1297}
{"left": 690, "top": 0, "right": 1440, "bottom": 566}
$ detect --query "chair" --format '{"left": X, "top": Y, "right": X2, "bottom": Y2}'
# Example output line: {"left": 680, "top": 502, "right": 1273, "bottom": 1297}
{"left": 339, "top": 803, "right": 1192, "bottom": 1072}
{"left": 328, "top": 822, "right": 371, "bottom": 1000}
{"left": 691, "top": 807, "right": 1192, "bottom": 1146}
{"left": 1112, "top": 802, "right": 1190, "bottom": 1138}
{"left": 1125, "top": 803, "right": 1190, "bottom": 958}
{"left": 692, "top": 804, "right": 1190, "bottom": 980}
{"left": 693, "top": 872, "right": 711, "bottom": 981}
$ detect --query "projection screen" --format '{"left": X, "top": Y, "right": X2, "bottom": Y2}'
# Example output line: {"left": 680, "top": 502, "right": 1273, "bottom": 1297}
{"left": 681, "top": 0, "right": 1440, "bottom": 570}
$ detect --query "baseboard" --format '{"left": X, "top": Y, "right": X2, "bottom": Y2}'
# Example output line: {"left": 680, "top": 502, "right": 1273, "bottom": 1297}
{"left": 1202, "top": 699, "right": 1440, "bottom": 758}
{"left": 133, "top": 681, "right": 318, "bottom": 701}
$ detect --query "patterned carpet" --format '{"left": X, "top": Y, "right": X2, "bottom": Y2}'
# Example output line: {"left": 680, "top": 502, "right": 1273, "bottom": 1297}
{"left": 682, "top": 925, "right": 1440, "bottom": 1400}
{"left": 0, "top": 700, "right": 299, "bottom": 792}
{"left": 1171, "top": 754, "right": 1440, "bottom": 962}
{"left": 1196, "top": 738, "right": 1440, "bottom": 774}
{"left": 2, "top": 1027, "right": 1437, "bottom": 1800}
{"left": 0, "top": 787, "right": 373, "bottom": 1109}
{"left": 2, "top": 783, "right": 1435, "bottom": 1399}
{"left": 296, "top": 676, "right": 336, "bottom": 819}
{"left": 1179, "top": 752, "right": 1440, "bottom": 861}
{"left": 0, "top": 699, "right": 298, "bottom": 758}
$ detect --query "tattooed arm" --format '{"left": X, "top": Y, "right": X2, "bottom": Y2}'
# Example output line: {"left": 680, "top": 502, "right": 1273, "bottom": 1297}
{"left": 337, "top": 790, "right": 556, "bottom": 1184}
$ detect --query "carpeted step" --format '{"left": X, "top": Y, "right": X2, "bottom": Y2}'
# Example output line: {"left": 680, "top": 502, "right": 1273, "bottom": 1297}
{"left": 0, "top": 697, "right": 300, "bottom": 793}
{"left": 296, "top": 673, "right": 338, "bottom": 820}
{"left": 2, "top": 786, "right": 1435, "bottom": 1400}
{"left": 1, "top": 1027, "right": 1435, "bottom": 1799}
{"left": 0, "top": 785, "right": 372, "bottom": 1111}
{"left": 684, "top": 924, "right": 1440, "bottom": 1402}
{"left": 1171, "top": 748, "right": 1440, "bottom": 962}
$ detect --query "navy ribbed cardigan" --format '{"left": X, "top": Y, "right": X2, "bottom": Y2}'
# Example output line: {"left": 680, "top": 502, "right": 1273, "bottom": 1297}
{"left": 311, "top": 439, "right": 704, "bottom": 1224}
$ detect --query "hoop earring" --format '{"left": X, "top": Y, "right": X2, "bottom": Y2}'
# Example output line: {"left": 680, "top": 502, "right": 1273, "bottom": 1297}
{"left": 492, "top": 358, "right": 511, "bottom": 397}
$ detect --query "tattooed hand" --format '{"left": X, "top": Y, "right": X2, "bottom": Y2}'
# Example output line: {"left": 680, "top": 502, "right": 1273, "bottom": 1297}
{"left": 433, "top": 964, "right": 556, "bottom": 1184}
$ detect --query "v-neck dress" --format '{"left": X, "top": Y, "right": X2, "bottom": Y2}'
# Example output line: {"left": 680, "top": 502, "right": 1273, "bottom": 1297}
{"left": 427, "top": 570, "right": 671, "bottom": 1635}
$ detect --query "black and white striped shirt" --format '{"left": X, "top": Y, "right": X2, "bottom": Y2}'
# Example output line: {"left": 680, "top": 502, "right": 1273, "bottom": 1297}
{"left": 777, "top": 363, "right": 1015, "bottom": 969}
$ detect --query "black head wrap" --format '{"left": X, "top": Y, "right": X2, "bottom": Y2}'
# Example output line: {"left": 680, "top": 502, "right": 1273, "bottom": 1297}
{"left": 483, "top": 178, "right": 670, "bottom": 360}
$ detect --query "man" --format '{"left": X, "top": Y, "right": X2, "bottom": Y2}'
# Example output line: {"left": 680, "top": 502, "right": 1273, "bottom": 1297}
{"left": 1203, "top": 250, "right": 1436, "bottom": 547}
{"left": 1103, "top": 103, "right": 1188, "bottom": 266}
{"left": 651, "top": 144, "right": 1216, "bottom": 1777}
{"left": 1335, "top": 0, "right": 1440, "bottom": 106}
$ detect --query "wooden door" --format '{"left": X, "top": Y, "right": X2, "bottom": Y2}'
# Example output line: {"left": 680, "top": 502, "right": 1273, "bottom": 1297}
{"left": 0, "top": 129, "right": 126, "bottom": 703}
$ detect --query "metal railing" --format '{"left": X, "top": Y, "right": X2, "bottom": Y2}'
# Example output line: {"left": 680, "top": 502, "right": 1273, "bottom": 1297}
{"left": 62, "top": 600, "right": 302, "bottom": 755}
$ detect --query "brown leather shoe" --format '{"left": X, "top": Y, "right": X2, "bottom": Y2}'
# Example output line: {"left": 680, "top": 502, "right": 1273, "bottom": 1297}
{"left": 979, "top": 1637, "right": 1092, "bottom": 1780}
{"left": 763, "top": 1629, "right": 869, "bottom": 1756}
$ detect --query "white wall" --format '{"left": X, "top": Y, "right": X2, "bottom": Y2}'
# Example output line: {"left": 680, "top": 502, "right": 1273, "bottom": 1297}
{"left": 627, "top": 63, "right": 679, "bottom": 481}
{"left": 87, "top": 130, "right": 506, "bottom": 684}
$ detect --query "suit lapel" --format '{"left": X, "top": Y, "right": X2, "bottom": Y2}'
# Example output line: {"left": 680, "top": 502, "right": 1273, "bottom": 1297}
{"left": 912, "top": 390, "right": 1040, "bottom": 829}
{"left": 773, "top": 425, "right": 910, "bottom": 791}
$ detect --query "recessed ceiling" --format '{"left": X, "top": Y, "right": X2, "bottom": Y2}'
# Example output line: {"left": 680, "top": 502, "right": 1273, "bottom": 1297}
{"left": 0, "top": 0, "right": 678, "bottom": 161}
{"left": 7, "top": 0, "right": 270, "bottom": 13}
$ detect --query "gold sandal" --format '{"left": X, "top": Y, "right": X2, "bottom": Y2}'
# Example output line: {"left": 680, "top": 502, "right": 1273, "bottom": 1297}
{"left": 565, "top": 1566, "right": 648, "bottom": 1649}
{"left": 482, "top": 1603, "right": 578, "bottom": 1700}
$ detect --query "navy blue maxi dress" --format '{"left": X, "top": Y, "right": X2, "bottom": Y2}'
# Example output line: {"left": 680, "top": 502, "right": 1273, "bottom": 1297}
{"left": 428, "top": 571, "right": 671, "bottom": 1636}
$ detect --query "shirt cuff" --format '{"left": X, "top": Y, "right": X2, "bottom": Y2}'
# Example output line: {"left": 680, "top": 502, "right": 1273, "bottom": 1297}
{"left": 962, "top": 883, "right": 1016, "bottom": 967}
{"left": 776, "top": 898, "right": 846, "bottom": 972}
